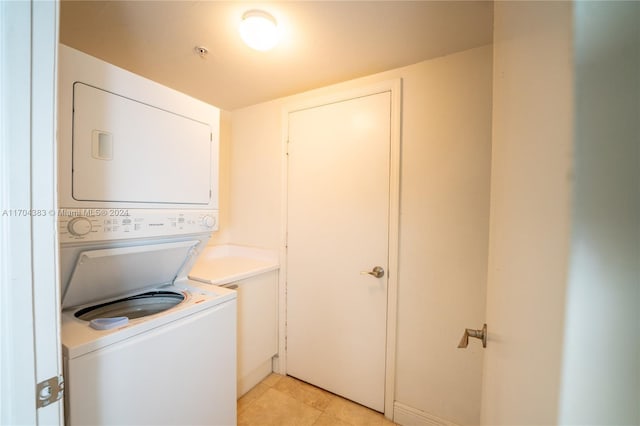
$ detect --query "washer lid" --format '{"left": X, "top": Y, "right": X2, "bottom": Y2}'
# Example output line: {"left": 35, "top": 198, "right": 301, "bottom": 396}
{"left": 62, "top": 240, "right": 199, "bottom": 309}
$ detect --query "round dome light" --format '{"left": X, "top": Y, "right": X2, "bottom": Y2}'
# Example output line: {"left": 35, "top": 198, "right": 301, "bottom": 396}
{"left": 239, "top": 10, "right": 279, "bottom": 52}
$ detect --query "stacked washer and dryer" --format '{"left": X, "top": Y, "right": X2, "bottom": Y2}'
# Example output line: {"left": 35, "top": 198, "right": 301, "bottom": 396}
{"left": 57, "top": 45, "right": 236, "bottom": 425}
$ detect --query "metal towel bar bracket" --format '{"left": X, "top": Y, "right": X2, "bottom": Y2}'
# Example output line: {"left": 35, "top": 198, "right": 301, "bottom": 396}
{"left": 457, "top": 323, "right": 487, "bottom": 348}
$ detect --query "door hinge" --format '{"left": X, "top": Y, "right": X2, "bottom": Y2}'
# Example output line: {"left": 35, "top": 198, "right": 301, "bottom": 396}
{"left": 36, "top": 375, "right": 64, "bottom": 409}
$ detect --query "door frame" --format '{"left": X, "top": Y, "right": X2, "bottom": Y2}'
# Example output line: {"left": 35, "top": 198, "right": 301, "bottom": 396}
{"left": 277, "top": 79, "right": 402, "bottom": 417}
{"left": 0, "top": 0, "right": 62, "bottom": 424}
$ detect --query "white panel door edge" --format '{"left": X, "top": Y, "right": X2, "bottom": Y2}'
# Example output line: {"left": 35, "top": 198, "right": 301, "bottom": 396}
{"left": 0, "top": 0, "right": 63, "bottom": 425}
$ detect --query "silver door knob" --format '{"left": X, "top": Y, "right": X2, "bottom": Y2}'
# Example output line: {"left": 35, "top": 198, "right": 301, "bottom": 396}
{"left": 361, "top": 266, "right": 385, "bottom": 278}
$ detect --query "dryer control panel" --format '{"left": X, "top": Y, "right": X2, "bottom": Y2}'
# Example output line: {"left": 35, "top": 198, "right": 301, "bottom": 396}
{"left": 58, "top": 209, "right": 217, "bottom": 243}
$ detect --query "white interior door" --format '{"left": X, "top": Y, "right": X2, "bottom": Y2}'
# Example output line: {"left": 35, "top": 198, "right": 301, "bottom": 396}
{"left": 0, "top": 0, "right": 62, "bottom": 424}
{"left": 286, "top": 91, "right": 391, "bottom": 412}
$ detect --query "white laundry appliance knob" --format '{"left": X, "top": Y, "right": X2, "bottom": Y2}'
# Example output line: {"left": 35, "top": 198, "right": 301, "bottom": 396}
{"left": 200, "top": 215, "right": 216, "bottom": 228}
{"left": 67, "top": 217, "right": 92, "bottom": 236}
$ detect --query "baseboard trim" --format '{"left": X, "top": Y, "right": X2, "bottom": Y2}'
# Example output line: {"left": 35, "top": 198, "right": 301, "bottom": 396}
{"left": 393, "top": 402, "right": 459, "bottom": 426}
{"left": 237, "top": 359, "right": 273, "bottom": 397}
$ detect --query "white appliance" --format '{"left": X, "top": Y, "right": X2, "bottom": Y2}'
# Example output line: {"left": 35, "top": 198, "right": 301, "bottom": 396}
{"left": 57, "top": 45, "right": 235, "bottom": 425}
{"left": 57, "top": 44, "right": 220, "bottom": 215}
{"left": 59, "top": 225, "right": 237, "bottom": 426}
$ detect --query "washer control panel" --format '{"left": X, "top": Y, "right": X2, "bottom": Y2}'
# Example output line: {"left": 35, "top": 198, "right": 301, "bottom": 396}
{"left": 58, "top": 209, "right": 218, "bottom": 242}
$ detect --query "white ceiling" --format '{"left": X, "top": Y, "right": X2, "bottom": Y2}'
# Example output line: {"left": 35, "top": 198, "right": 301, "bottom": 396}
{"left": 60, "top": 1, "right": 493, "bottom": 111}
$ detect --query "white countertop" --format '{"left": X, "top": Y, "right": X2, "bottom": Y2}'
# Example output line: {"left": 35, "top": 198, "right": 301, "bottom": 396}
{"left": 188, "top": 244, "right": 279, "bottom": 286}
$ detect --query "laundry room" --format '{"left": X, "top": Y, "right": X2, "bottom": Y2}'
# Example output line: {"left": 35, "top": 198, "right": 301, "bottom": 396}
{"left": 1, "top": 1, "right": 638, "bottom": 426}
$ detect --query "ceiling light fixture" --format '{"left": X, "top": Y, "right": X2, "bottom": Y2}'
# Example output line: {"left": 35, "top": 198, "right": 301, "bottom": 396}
{"left": 239, "top": 10, "right": 279, "bottom": 52}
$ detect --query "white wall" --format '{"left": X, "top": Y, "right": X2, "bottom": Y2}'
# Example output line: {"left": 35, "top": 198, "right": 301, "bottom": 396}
{"left": 227, "top": 100, "right": 283, "bottom": 248}
{"left": 209, "top": 110, "right": 232, "bottom": 246}
{"left": 481, "top": 2, "right": 574, "bottom": 424}
{"left": 560, "top": 2, "right": 640, "bottom": 424}
{"left": 226, "top": 45, "right": 492, "bottom": 425}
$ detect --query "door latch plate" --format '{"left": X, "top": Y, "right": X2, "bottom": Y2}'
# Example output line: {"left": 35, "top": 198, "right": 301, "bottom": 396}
{"left": 36, "top": 375, "right": 64, "bottom": 408}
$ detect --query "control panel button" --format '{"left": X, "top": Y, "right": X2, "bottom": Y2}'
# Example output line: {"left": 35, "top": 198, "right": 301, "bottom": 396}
{"left": 67, "top": 217, "right": 92, "bottom": 236}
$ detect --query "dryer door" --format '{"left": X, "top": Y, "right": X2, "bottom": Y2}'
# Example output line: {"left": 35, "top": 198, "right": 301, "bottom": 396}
{"left": 72, "top": 82, "right": 212, "bottom": 204}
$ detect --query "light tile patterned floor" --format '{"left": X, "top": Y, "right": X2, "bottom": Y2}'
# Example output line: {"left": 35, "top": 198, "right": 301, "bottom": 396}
{"left": 238, "top": 374, "right": 397, "bottom": 426}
